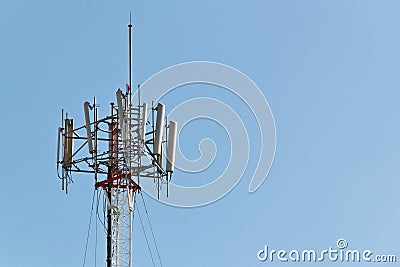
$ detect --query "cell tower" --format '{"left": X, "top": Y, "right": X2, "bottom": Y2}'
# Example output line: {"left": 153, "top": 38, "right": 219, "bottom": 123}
{"left": 56, "top": 19, "right": 178, "bottom": 267}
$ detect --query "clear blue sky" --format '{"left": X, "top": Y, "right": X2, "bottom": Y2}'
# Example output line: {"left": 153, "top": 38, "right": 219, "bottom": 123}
{"left": 0, "top": 1, "right": 399, "bottom": 266}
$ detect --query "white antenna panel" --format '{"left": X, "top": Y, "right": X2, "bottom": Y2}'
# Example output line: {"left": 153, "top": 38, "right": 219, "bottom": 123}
{"left": 116, "top": 89, "right": 125, "bottom": 131}
{"left": 153, "top": 103, "right": 165, "bottom": 155}
{"left": 166, "top": 120, "right": 178, "bottom": 172}
{"left": 57, "top": 127, "right": 61, "bottom": 162}
{"left": 84, "top": 102, "right": 94, "bottom": 153}
{"left": 64, "top": 119, "right": 74, "bottom": 165}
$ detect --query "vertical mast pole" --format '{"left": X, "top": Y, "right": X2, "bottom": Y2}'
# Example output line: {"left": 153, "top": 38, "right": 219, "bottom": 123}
{"left": 106, "top": 189, "right": 112, "bottom": 267}
{"left": 106, "top": 104, "right": 114, "bottom": 267}
{"left": 129, "top": 13, "right": 132, "bottom": 92}
{"left": 128, "top": 14, "right": 133, "bottom": 267}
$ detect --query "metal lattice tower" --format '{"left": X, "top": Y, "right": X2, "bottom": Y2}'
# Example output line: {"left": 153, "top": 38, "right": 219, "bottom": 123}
{"left": 57, "top": 20, "right": 178, "bottom": 267}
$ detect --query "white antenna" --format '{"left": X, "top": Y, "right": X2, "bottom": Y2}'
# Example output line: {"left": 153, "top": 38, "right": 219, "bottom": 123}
{"left": 116, "top": 88, "right": 125, "bottom": 130}
{"left": 116, "top": 89, "right": 128, "bottom": 143}
{"left": 166, "top": 120, "right": 178, "bottom": 173}
{"left": 153, "top": 103, "right": 165, "bottom": 156}
{"left": 64, "top": 119, "right": 74, "bottom": 165}
{"left": 84, "top": 101, "right": 94, "bottom": 153}
{"left": 57, "top": 127, "right": 62, "bottom": 165}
